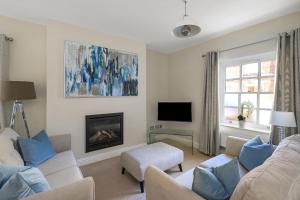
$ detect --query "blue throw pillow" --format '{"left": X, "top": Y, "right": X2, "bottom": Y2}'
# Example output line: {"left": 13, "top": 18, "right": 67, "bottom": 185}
{"left": 192, "top": 167, "right": 229, "bottom": 200}
{"left": 17, "top": 130, "right": 56, "bottom": 166}
{"left": 239, "top": 136, "right": 274, "bottom": 171}
{"left": 212, "top": 157, "right": 241, "bottom": 195}
{"left": 0, "top": 165, "right": 31, "bottom": 188}
{"left": 245, "top": 136, "right": 263, "bottom": 146}
{"left": 0, "top": 166, "right": 50, "bottom": 199}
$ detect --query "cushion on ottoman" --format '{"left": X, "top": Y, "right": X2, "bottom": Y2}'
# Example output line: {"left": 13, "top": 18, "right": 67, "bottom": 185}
{"left": 121, "top": 142, "right": 184, "bottom": 181}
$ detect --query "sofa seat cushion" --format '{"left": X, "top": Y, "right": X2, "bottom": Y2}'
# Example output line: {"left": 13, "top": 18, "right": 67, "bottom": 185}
{"left": 200, "top": 154, "right": 248, "bottom": 177}
{"left": 231, "top": 135, "right": 300, "bottom": 200}
{"left": 45, "top": 166, "right": 83, "bottom": 189}
{"left": 175, "top": 167, "right": 194, "bottom": 189}
{"left": 38, "top": 151, "right": 77, "bottom": 176}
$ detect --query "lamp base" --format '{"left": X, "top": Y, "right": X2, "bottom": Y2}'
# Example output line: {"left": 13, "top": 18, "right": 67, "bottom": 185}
{"left": 9, "top": 100, "right": 30, "bottom": 137}
{"left": 278, "top": 126, "right": 286, "bottom": 142}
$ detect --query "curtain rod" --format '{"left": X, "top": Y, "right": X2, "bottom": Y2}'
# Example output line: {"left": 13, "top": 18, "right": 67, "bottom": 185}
{"left": 201, "top": 36, "right": 277, "bottom": 58}
{"left": 5, "top": 36, "right": 14, "bottom": 42}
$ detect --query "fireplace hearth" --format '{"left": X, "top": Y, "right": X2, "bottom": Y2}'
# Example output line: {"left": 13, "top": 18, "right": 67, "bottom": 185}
{"left": 86, "top": 113, "right": 123, "bottom": 153}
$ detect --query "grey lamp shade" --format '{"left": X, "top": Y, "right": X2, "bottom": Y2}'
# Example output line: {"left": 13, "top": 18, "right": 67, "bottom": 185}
{"left": 0, "top": 81, "right": 36, "bottom": 101}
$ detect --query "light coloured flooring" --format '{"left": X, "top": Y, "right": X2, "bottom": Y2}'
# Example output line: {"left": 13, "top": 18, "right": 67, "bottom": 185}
{"left": 81, "top": 139, "right": 210, "bottom": 200}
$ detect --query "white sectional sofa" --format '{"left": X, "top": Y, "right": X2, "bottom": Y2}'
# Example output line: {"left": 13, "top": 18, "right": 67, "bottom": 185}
{"left": 0, "top": 128, "right": 95, "bottom": 200}
{"left": 145, "top": 135, "right": 300, "bottom": 200}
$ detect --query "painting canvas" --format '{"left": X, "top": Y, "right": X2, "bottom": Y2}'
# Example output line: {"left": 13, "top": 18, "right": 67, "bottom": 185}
{"left": 64, "top": 41, "right": 138, "bottom": 97}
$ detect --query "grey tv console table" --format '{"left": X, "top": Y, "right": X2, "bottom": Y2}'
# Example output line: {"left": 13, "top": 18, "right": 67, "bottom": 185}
{"left": 148, "top": 128, "right": 194, "bottom": 155}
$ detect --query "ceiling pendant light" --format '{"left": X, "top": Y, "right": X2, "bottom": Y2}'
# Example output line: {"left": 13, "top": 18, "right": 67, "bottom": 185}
{"left": 172, "top": 0, "right": 201, "bottom": 38}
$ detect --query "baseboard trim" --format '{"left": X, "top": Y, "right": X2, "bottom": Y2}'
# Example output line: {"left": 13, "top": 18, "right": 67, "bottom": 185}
{"left": 77, "top": 143, "right": 147, "bottom": 166}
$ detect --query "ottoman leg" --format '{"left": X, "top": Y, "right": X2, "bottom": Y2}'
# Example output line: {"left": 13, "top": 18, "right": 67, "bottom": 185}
{"left": 122, "top": 167, "right": 125, "bottom": 174}
{"left": 178, "top": 164, "right": 183, "bottom": 172}
{"left": 140, "top": 181, "right": 144, "bottom": 193}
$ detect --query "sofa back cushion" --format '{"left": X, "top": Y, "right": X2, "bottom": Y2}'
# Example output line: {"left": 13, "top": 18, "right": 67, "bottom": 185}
{"left": 0, "top": 128, "right": 24, "bottom": 165}
{"left": 231, "top": 135, "right": 300, "bottom": 200}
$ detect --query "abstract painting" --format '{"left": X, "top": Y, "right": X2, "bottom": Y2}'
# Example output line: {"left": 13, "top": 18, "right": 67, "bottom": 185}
{"left": 64, "top": 41, "right": 138, "bottom": 97}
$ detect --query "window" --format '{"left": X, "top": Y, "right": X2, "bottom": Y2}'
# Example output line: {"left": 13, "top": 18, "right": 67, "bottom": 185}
{"left": 220, "top": 54, "right": 276, "bottom": 130}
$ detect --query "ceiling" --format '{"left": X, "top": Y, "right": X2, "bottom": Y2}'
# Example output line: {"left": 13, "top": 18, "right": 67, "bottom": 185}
{"left": 0, "top": 0, "right": 300, "bottom": 53}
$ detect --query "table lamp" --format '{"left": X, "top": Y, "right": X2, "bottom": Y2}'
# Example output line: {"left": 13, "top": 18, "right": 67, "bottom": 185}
{"left": 269, "top": 111, "right": 297, "bottom": 141}
{"left": 0, "top": 81, "right": 36, "bottom": 137}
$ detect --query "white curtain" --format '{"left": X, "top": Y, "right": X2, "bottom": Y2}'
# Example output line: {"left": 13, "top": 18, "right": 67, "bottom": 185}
{"left": 199, "top": 51, "right": 219, "bottom": 156}
{"left": 0, "top": 34, "right": 9, "bottom": 129}
{"left": 271, "top": 28, "right": 300, "bottom": 144}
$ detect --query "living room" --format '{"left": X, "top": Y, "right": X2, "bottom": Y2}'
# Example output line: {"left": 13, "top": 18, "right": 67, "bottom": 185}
{"left": 0, "top": 0, "right": 300, "bottom": 200}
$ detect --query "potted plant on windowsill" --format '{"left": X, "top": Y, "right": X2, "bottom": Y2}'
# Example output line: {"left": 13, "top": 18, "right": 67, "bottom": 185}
{"left": 237, "top": 114, "right": 246, "bottom": 128}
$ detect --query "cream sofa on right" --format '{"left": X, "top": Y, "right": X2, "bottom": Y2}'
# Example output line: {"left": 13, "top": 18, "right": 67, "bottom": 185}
{"left": 145, "top": 135, "right": 300, "bottom": 200}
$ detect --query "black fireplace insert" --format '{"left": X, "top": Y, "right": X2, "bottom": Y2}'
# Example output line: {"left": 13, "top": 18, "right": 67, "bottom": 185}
{"left": 86, "top": 113, "right": 123, "bottom": 153}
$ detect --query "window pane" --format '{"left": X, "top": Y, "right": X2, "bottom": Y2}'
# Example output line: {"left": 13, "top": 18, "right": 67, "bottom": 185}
{"left": 260, "top": 94, "right": 274, "bottom": 109}
{"left": 226, "top": 80, "right": 240, "bottom": 92}
{"left": 224, "top": 107, "right": 238, "bottom": 120}
{"left": 225, "top": 94, "right": 238, "bottom": 107}
{"left": 226, "top": 66, "right": 240, "bottom": 79}
{"left": 242, "top": 79, "right": 258, "bottom": 92}
{"left": 242, "top": 63, "right": 258, "bottom": 77}
{"left": 260, "top": 78, "right": 274, "bottom": 92}
{"left": 259, "top": 110, "right": 271, "bottom": 125}
{"left": 242, "top": 109, "right": 257, "bottom": 123}
{"left": 241, "top": 94, "right": 257, "bottom": 107}
{"left": 261, "top": 61, "right": 276, "bottom": 76}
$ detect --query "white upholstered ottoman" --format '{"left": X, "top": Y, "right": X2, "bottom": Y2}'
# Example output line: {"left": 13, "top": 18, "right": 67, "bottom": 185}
{"left": 120, "top": 142, "right": 184, "bottom": 193}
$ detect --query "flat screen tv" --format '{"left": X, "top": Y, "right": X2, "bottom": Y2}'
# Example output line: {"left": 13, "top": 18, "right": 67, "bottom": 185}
{"left": 158, "top": 102, "right": 192, "bottom": 122}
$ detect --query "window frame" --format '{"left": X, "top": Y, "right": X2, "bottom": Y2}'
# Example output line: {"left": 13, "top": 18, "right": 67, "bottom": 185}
{"left": 219, "top": 52, "right": 276, "bottom": 131}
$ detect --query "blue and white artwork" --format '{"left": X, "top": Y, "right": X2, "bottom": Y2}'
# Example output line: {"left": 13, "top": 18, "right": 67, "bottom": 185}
{"left": 64, "top": 41, "right": 138, "bottom": 97}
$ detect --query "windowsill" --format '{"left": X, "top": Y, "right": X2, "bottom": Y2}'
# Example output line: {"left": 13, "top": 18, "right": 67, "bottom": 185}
{"left": 220, "top": 122, "right": 271, "bottom": 134}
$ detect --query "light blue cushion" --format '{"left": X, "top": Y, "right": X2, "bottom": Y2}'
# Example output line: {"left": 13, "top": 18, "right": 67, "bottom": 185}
{"left": 192, "top": 167, "right": 229, "bottom": 200}
{"left": 245, "top": 136, "right": 263, "bottom": 146}
{"left": 0, "top": 166, "right": 49, "bottom": 199}
{"left": 0, "top": 165, "right": 30, "bottom": 188}
{"left": 239, "top": 136, "right": 274, "bottom": 171}
{"left": 212, "top": 157, "right": 241, "bottom": 195}
{"left": 17, "top": 130, "right": 56, "bottom": 166}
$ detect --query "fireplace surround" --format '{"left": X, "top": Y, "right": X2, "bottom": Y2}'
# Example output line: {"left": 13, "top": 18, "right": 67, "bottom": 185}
{"left": 86, "top": 113, "right": 123, "bottom": 153}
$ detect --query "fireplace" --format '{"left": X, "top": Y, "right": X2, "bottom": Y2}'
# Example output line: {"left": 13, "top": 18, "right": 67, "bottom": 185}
{"left": 86, "top": 113, "right": 123, "bottom": 153}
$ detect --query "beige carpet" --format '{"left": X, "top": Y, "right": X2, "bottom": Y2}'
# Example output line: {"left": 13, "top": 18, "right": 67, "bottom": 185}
{"left": 80, "top": 139, "right": 210, "bottom": 200}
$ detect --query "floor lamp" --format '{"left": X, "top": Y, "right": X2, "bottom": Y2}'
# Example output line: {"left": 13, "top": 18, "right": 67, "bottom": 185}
{"left": 0, "top": 81, "right": 36, "bottom": 137}
{"left": 269, "top": 111, "right": 297, "bottom": 142}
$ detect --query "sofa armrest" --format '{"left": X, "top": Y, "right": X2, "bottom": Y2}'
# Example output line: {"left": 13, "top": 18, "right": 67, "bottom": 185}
{"left": 49, "top": 134, "right": 71, "bottom": 153}
{"left": 25, "top": 177, "right": 95, "bottom": 200}
{"left": 145, "top": 165, "right": 204, "bottom": 200}
{"left": 225, "top": 136, "right": 248, "bottom": 157}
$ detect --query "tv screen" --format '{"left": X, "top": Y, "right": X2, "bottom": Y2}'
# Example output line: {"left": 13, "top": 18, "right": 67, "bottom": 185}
{"left": 158, "top": 102, "right": 192, "bottom": 122}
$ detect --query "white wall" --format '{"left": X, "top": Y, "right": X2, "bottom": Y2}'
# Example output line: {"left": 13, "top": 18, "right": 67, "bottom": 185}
{"left": 146, "top": 49, "right": 169, "bottom": 130}
{"left": 168, "top": 11, "right": 300, "bottom": 146}
{"left": 0, "top": 16, "right": 46, "bottom": 136}
{"left": 46, "top": 21, "right": 147, "bottom": 159}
